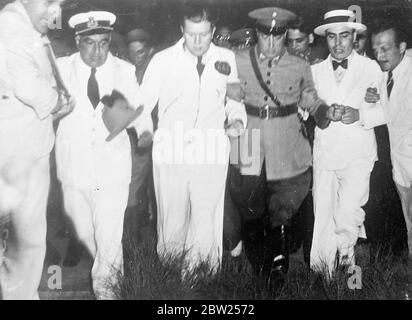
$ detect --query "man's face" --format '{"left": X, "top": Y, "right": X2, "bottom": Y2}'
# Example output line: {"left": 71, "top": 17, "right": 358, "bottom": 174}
{"left": 372, "top": 29, "right": 406, "bottom": 72}
{"left": 213, "top": 26, "right": 231, "bottom": 49}
{"left": 21, "top": 0, "right": 64, "bottom": 34}
{"left": 76, "top": 33, "right": 111, "bottom": 68}
{"left": 257, "top": 31, "right": 286, "bottom": 59}
{"left": 353, "top": 31, "right": 368, "bottom": 55}
{"left": 182, "top": 19, "right": 214, "bottom": 57}
{"left": 287, "top": 29, "right": 311, "bottom": 54}
{"left": 128, "top": 40, "right": 153, "bottom": 68}
{"left": 326, "top": 26, "right": 354, "bottom": 60}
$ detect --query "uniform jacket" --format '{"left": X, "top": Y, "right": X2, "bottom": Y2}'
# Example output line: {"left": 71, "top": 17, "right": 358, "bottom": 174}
{"left": 0, "top": 1, "right": 58, "bottom": 158}
{"left": 56, "top": 52, "right": 152, "bottom": 189}
{"left": 311, "top": 52, "right": 385, "bottom": 170}
{"left": 230, "top": 46, "right": 322, "bottom": 180}
{"left": 136, "top": 38, "right": 246, "bottom": 164}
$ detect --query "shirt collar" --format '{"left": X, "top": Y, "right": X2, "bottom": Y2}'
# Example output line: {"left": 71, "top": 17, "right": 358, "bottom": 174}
{"left": 256, "top": 45, "right": 287, "bottom": 64}
{"left": 179, "top": 37, "right": 215, "bottom": 65}
{"left": 329, "top": 50, "right": 355, "bottom": 68}
{"left": 75, "top": 52, "right": 114, "bottom": 77}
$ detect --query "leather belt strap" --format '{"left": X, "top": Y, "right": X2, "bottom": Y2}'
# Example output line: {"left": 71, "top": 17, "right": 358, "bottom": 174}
{"left": 245, "top": 103, "right": 298, "bottom": 119}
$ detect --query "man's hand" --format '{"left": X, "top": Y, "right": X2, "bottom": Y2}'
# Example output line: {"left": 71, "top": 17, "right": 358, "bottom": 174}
{"left": 365, "top": 87, "right": 380, "bottom": 104}
{"left": 137, "top": 130, "right": 153, "bottom": 148}
{"left": 327, "top": 104, "right": 345, "bottom": 121}
{"left": 341, "top": 106, "right": 360, "bottom": 124}
{"left": 299, "top": 87, "right": 319, "bottom": 113}
{"left": 225, "top": 119, "right": 244, "bottom": 138}
{"left": 227, "top": 82, "right": 245, "bottom": 102}
{"left": 52, "top": 93, "right": 75, "bottom": 121}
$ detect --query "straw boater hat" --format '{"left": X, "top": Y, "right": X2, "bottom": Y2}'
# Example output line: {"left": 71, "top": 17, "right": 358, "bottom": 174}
{"left": 314, "top": 9, "right": 366, "bottom": 36}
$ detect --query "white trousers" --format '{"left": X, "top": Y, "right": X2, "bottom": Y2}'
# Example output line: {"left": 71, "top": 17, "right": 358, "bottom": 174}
{"left": 396, "top": 184, "right": 412, "bottom": 257}
{"left": 61, "top": 184, "right": 128, "bottom": 300}
{"left": 0, "top": 155, "right": 50, "bottom": 300}
{"left": 153, "top": 161, "right": 228, "bottom": 274}
{"left": 311, "top": 158, "right": 374, "bottom": 275}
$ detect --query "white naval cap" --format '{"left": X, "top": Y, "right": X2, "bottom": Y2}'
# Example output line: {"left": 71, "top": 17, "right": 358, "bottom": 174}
{"left": 68, "top": 11, "right": 116, "bottom": 36}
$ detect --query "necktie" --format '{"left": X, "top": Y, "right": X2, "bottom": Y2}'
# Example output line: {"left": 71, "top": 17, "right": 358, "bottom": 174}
{"left": 387, "top": 71, "right": 394, "bottom": 99}
{"left": 332, "top": 59, "right": 348, "bottom": 70}
{"left": 42, "top": 35, "right": 70, "bottom": 99}
{"left": 88, "top": 67, "right": 100, "bottom": 109}
{"left": 196, "top": 56, "right": 205, "bottom": 77}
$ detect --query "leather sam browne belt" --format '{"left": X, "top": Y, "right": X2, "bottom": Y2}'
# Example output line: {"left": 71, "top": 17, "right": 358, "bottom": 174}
{"left": 245, "top": 103, "right": 298, "bottom": 119}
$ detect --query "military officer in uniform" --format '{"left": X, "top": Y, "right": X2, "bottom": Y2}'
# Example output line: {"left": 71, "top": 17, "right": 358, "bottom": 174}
{"left": 229, "top": 7, "right": 330, "bottom": 288}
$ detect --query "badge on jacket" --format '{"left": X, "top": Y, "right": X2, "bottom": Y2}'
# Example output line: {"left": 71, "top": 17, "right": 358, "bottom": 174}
{"left": 215, "top": 61, "right": 231, "bottom": 75}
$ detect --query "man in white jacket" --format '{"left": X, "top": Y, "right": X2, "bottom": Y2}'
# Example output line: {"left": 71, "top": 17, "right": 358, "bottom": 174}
{"left": 367, "top": 20, "right": 412, "bottom": 262}
{"left": 136, "top": 3, "right": 246, "bottom": 274}
{"left": 56, "top": 11, "right": 152, "bottom": 299}
{"left": 0, "top": 0, "right": 73, "bottom": 300}
{"left": 310, "top": 9, "right": 386, "bottom": 275}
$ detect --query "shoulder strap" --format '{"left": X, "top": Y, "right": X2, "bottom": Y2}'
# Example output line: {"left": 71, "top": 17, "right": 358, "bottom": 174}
{"left": 249, "top": 47, "right": 279, "bottom": 106}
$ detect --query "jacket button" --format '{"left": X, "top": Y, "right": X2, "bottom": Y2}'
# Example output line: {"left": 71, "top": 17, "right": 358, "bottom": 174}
{"left": 264, "top": 96, "right": 268, "bottom": 101}
{"left": 266, "top": 80, "right": 270, "bottom": 85}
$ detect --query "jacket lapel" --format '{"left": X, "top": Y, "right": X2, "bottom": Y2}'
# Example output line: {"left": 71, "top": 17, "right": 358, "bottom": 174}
{"left": 335, "top": 52, "right": 364, "bottom": 103}
{"left": 387, "top": 56, "right": 412, "bottom": 122}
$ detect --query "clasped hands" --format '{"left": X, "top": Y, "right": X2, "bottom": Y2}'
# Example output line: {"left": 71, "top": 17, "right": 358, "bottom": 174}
{"left": 327, "top": 104, "right": 359, "bottom": 124}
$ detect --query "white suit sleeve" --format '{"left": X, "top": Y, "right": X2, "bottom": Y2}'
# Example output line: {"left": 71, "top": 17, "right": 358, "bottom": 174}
{"left": 359, "top": 63, "right": 387, "bottom": 130}
{"left": 134, "top": 53, "right": 163, "bottom": 115}
{"left": 123, "top": 66, "right": 153, "bottom": 137}
{"left": 0, "top": 17, "right": 58, "bottom": 120}
{"left": 225, "top": 52, "right": 247, "bottom": 129}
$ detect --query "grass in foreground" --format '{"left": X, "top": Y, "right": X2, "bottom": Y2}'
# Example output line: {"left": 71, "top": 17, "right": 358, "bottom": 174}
{"left": 114, "top": 238, "right": 412, "bottom": 300}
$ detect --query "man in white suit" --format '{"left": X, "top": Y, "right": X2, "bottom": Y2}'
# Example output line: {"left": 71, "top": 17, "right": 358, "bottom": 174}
{"left": 367, "top": 21, "right": 412, "bottom": 261}
{"left": 56, "top": 11, "right": 152, "bottom": 299}
{"left": 136, "top": 3, "right": 246, "bottom": 274}
{"left": 310, "top": 9, "right": 385, "bottom": 275}
{"left": 0, "top": 0, "right": 73, "bottom": 299}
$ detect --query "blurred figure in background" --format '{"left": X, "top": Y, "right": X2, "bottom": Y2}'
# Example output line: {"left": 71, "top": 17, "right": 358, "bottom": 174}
{"left": 353, "top": 28, "right": 369, "bottom": 57}
{"left": 229, "top": 27, "right": 257, "bottom": 51}
{"left": 213, "top": 25, "right": 233, "bottom": 49}
{"left": 126, "top": 28, "right": 156, "bottom": 84}
{"left": 123, "top": 28, "right": 157, "bottom": 266}
{"left": 287, "top": 16, "right": 325, "bottom": 65}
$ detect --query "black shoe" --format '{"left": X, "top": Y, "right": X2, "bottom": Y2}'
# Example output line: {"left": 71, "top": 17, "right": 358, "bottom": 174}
{"left": 260, "top": 225, "right": 290, "bottom": 290}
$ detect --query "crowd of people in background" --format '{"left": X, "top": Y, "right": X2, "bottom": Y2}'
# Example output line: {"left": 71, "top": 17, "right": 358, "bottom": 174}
{"left": 0, "top": 0, "right": 412, "bottom": 300}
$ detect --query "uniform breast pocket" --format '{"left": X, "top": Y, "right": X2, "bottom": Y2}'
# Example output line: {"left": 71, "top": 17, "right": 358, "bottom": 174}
{"left": 278, "top": 78, "right": 301, "bottom": 95}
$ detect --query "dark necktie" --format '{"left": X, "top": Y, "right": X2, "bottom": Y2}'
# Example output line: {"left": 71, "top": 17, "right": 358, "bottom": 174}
{"left": 332, "top": 59, "right": 348, "bottom": 71}
{"left": 196, "top": 56, "right": 205, "bottom": 77}
{"left": 88, "top": 67, "right": 100, "bottom": 109}
{"left": 387, "top": 71, "right": 394, "bottom": 99}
